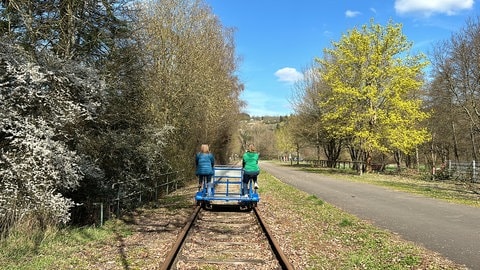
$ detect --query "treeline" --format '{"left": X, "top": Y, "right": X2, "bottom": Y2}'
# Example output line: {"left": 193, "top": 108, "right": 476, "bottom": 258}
{"left": 0, "top": 0, "right": 242, "bottom": 235}
{"left": 278, "top": 18, "right": 480, "bottom": 174}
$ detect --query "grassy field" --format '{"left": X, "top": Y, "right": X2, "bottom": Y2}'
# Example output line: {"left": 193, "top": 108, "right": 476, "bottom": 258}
{"left": 0, "top": 166, "right": 474, "bottom": 269}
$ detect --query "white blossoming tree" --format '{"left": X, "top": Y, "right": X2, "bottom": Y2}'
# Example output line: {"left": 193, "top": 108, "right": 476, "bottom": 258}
{"left": 0, "top": 41, "right": 104, "bottom": 233}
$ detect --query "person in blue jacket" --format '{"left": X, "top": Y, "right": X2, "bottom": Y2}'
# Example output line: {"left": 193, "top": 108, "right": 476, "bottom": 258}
{"left": 195, "top": 144, "right": 215, "bottom": 189}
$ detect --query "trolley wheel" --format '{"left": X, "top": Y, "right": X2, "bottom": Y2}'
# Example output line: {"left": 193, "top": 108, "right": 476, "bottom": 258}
{"left": 202, "top": 201, "right": 212, "bottom": 210}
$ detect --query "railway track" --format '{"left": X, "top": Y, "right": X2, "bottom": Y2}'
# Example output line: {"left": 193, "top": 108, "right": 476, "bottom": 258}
{"left": 161, "top": 205, "right": 294, "bottom": 270}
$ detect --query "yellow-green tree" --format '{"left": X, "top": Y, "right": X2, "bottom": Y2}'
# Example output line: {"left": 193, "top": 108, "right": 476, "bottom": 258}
{"left": 275, "top": 122, "right": 295, "bottom": 161}
{"left": 318, "top": 19, "right": 430, "bottom": 172}
{"left": 274, "top": 117, "right": 308, "bottom": 164}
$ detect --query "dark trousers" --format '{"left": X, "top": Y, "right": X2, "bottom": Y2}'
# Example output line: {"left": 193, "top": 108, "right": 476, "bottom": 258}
{"left": 198, "top": 175, "right": 212, "bottom": 186}
{"left": 242, "top": 172, "right": 258, "bottom": 195}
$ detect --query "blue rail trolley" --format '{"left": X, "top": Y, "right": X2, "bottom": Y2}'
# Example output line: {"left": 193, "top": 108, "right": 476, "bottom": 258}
{"left": 195, "top": 165, "right": 259, "bottom": 210}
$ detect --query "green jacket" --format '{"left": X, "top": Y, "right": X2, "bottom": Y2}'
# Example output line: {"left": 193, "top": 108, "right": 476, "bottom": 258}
{"left": 242, "top": 151, "right": 259, "bottom": 173}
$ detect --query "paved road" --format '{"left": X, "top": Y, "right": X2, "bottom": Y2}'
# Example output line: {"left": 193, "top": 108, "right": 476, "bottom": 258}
{"left": 260, "top": 161, "right": 480, "bottom": 270}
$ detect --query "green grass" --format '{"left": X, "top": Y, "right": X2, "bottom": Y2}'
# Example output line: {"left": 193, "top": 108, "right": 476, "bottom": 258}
{"left": 0, "top": 188, "right": 195, "bottom": 270}
{"left": 0, "top": 219, "right": 131, "bottom": 270}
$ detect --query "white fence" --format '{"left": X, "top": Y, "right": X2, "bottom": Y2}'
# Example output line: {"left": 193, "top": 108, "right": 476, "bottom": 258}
{"left": 447, "top": 160, "right": 478, "bottom": 182}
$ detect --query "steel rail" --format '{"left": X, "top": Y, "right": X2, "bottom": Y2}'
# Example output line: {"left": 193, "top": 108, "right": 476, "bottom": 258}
{"left": 160, "top": 205, "right": 201, "bottom": 270}
{"left": 254, "top": 206, "right": 295, "bottom": 270}
{"left": 161, "top": 205, "right": 294, "bottom": 269}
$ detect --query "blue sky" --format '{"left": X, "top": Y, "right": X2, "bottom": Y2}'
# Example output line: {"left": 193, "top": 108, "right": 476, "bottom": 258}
{"left": 205, "top": 0, "right": 479, "bottom": 116}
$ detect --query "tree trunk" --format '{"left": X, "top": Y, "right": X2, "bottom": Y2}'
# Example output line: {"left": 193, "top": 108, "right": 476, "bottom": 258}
{"left": 296, "top": 142, "right": 300, "bottom": 165}
{"left": 324, "top": 138, "right": 341, "bottom": 168}
{"left": 349, "top": 145, "right": 363, "bottom": 174}
{"left": 471, "top": 124, "right": 478, "bottom": 161}
{"left": 452, "top": 122, "right": 460, "bottom": 163}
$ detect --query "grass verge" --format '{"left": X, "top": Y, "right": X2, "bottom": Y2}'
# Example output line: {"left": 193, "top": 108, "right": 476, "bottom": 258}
{"left": 0, "top": 193, "right": 192, "bottom": 270}
{"left": 0, "top": 219, "right": 131, "bottom": 270}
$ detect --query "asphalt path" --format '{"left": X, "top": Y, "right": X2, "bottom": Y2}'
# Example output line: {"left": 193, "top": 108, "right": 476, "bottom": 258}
{"left": 260, "top": 161, "right": 480, "bottom": 270}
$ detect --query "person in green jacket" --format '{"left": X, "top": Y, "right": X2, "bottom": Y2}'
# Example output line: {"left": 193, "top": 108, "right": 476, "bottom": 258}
{"left": 242, "top": 144, "right": 260, "bottom": 195}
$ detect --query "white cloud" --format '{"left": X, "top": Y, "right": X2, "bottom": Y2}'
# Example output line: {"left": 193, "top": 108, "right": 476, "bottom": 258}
{"left": 395, "top": 0, "right": 474, "bottom": 16}
{"left": 345, "top": 10, "right": 361, "bottom": 18}
{"left": 274, "top": 67, "right": 303, "bottom": 83}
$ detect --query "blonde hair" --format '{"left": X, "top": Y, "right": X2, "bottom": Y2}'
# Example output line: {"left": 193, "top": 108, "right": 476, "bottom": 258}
{"left": 200, "top": 144, "right": 210, "bottom": 153}
{"left": 248, "top": 144, "right": 256, "bottom": 152}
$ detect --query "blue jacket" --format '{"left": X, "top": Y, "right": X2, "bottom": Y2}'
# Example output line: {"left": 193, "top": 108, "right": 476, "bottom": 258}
{"left": 195, "top": 153, "right": 214, "bottom": 175}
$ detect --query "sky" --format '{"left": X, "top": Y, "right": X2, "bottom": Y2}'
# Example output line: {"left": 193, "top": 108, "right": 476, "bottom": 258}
{"left": 204, "top": 0, "right": 479, "bottom": 116}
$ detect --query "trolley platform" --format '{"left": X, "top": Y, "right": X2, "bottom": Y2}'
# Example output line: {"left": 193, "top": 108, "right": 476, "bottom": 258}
{"left": 195, "top": 165, "right": 259, "bottom": 209}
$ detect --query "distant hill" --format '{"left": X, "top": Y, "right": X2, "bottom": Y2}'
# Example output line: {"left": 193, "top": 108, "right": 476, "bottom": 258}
{"left": 239, "top": 113, "right": 290, "bottom": 124}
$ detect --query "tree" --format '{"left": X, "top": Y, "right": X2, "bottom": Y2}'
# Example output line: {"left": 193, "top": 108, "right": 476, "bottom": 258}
{"left": 0, "top": 0, "right": 153, "bottom": 225}
{"left": 275, "top": 123, "right": 295, "bottom": 162}
{"left": 0, "top": 40, "right": 105, "bottom": 233}
{"left": 430, "top": 16, "right": 480, "bottom": 162}
{"left": 291, "top": 64, "right": 343, "bottom": 167}
{"left": 0, "top": 0, "right": 244, "bottom": 229}
{"left": 0, "top": 0, "right": 134, "bottom": 62}
{"left": 273, "top": 116, "right": 307, "bottom": 164}
{"left": 138, "top": 0, "right": 242, "bottom": 172}
{"left": 318, "top": 19, "right": 430, "bottom": 172}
